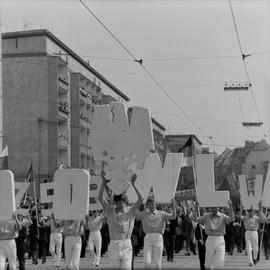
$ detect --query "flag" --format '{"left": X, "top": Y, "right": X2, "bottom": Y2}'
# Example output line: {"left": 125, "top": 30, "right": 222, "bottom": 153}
{"left": 25, "top": 163, "right": 34, "bottom": 182}
{"left": 23, "top": 163, "right": 34, "bottom": 204}
{"left": 178, "top": 136, "right": 193, "bottom": 167}
{"left": 226, "top": 172, "right": 239, "bottom": 191}
{"left": 0, "top": 146, "right": 8, "bottom": 170}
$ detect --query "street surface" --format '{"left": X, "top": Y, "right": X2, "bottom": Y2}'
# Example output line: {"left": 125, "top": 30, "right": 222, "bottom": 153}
{"left": 24, "top": 251, "right": 270, "bottom": 269}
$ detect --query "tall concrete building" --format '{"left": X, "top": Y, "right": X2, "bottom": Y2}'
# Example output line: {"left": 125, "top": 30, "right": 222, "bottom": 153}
{"left": 2, "top": 29, "right": 167, "bottom": 185}
{"left": 2, "top": 29, "right": 129, "bottom": 182}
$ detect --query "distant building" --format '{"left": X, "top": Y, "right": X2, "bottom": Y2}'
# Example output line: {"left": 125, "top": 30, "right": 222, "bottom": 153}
{"left": 2, "top": 29, "right": 129, "bottom": 182}
{"left": 151, "top": 117, "right": 166, "bottom": 161}
{"left": 215, "top": 139, "right": 270, "bottom": 201}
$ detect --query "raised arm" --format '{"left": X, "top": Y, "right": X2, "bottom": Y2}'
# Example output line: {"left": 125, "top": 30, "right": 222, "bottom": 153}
{"left": 98, "top": 162, "right": 110, "bottom": 209}
{"left": 12, "top": 212, "right": 22, "bottom": 231}
{"left": 226, "top": 200, "right": 234, "bottom": 222}
{"left": 258, "top": 200, "right": 266, "bottom": 222}
{"left": 130, "top": 174, "right": 143, "bottom": 209}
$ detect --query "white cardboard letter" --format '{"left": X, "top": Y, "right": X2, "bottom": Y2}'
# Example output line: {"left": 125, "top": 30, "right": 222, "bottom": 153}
{"left": 196, "top": 154, "right": 229, "bottom": 207}
{"left": 0, "top": 171, "right": 16, "bottom": 221}
{"left": 127, "top": 153, "right": 183, "bottom": 203}
{"left": 53, "top": 169, "right": 90, "bottom": 219}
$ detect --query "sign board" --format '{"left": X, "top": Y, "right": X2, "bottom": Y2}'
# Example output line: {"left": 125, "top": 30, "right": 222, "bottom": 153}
{"left": 196, "top": 154, "right": 229, "bottom": 207}
{"left": 90, "top": 102, "right": 154, "bottom": 171}
{"left": 127, "top": 153, "right": 183, "bottom": 203}
{"left": 239, "top": 174, "right": 263, "bottom": 210}
{"left": 89, "top": 176, "right": 105, "bottom": 211}
{"left": 53, "top": 169, "right": 90, "bottom": 220}
{"left": 0, "top": 170, "right": 16, "bottom": 221}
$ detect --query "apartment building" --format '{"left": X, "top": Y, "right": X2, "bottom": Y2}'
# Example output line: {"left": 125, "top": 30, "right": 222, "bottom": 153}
{"left": 2, "top": 29, "right": 129, "bottom": 182}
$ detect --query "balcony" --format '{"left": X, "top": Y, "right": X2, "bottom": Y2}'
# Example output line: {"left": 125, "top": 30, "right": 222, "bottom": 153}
{"left": 58, "top": 135, "right": 69, "bottom": 150}
{"left": 58, "top": 77, "right": 69, "bottom": 93}
{"left": 58, "top": 102, "right": 70, "bottom": 121}
{"left": 80, "top": 144, "right": 89, "bottom": 155}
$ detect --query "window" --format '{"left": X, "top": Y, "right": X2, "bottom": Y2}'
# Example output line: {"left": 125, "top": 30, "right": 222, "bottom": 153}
{"left": 251, "top": 165, "right": 256, "bottom": 169}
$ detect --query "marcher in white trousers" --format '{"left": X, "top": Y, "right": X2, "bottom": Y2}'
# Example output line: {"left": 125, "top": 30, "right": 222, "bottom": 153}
{"left": 85, "top": 212, "right": 104, "bottom": 266}
{"left": 143, "top": 233, "right": 163, "bottom": 269}
{"left": 193, "top": 200, "right": 234, "bottom": 270}
{"left": 50, "top": 232, "right": 63, "bottom": 267}
{"left": 205, "top": 236, "right": 225, "bottom": 269}
{"left": 65, "top": 236, "right": 82, "bottom": 270}
{"left": 245, "top": 230, "right": 258, "bottom": 265}
{"left": 98, "top": 172, "right": 143, "bottom": 270}
{"left": 108, "top": 239, "right": 133, "bottom": 269}
{"left": 88, "top": 230, "right": 102, "bottom": 265}
{"left": 0, "top": 213, "right": 22, "bottom": 270}
{"left": 136, "top": 198, "right": 177, "bottom": 270}
{"left": 0, "top": 239, "right": 17, "bottom": 270}
{"left": 44, "top": 215, "right": 63, "bottom": 267}
{"left": 54, "top": 218, "right": 85, "bottom": 270}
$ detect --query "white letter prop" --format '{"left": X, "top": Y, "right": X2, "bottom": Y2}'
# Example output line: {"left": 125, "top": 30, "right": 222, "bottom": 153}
{"left": 53, "top": 169, "right": 90, "bottom": 220}
{"left": 127, "top": 153, "right": 183, "bottom": 203}
{"left": 239, "top": 175, "right": 263, "bottom": 210}
{"left": 196, "top": 154, "right": 229, "bottom": 207}
{"left": 91, "top": 102, "right": 154, "bottom": 167}
{"left": 40, "top": 182, "right": 55, "bottom": 216}
{"left": 89, "top": 176, "right": 104, "bottom": 211}
{"left": 262, "top": 161, "right": 270, "bottom": 207}
{"left": 0, "top": 171, "right": 16, "bottom": 221}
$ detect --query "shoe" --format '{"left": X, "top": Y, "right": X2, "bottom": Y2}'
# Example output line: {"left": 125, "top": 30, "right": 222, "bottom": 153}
{"left": 185, "top": 252, "right": 191, "bottom": 256}
{"left": 95, "top": 263, "right": 99, "bottom": 267}
{"left": 253, "top": 259, "right": 257, "bottom": 265}
{"left": 249, "top": 263, "right": 253, "bottom": 266}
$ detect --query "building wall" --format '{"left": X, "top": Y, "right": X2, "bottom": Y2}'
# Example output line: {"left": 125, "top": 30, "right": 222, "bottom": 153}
{"left": 242, "top": 148, "right": 270, "bottom": 177}
{"left": 2, "top": 30, "right": 132, "bottom": 182}
{"left": 2, "top": 56, "right": 49, "bottom": 179}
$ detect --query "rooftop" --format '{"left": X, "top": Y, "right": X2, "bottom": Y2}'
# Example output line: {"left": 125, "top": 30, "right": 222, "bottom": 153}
{"left": 2, "top": 29, "right": 130, "bottom": 101}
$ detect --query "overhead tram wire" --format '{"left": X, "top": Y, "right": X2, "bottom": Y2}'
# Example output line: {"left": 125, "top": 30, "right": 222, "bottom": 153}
{"left": 78, "top": 0, "right": 213, "bottom": 142}
{"left": 228, "top": 0, "right": 267, "bottom": 138}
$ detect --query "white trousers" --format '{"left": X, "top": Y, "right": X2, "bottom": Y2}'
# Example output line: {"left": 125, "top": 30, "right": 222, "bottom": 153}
{"left": 245, "top": 230, "right": 258, "bottom": 264}
{"left": 143, "top": 233, "right": 163, "bottom": 270}
{"left": 205, "top": 236, "right": 225, "bottom": 270}
{"left": 49, "top": 232, "right": 63, "bottom": 266}
{"left": 88, "top": 230, "right": 102, "bottom": 265}
{"left": 64, "top": 236, "right": 82, "bottom": 270}
{"left": 0, "top": 239, "right": 16, "bottom": 270}
{"left": 108, "top": 239, "right": 133, "bottom": 270}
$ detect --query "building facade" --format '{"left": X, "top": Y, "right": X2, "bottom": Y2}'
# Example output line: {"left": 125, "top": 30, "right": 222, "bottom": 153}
{"left": 2, "top": 29, "right": 129, "bottom": 182}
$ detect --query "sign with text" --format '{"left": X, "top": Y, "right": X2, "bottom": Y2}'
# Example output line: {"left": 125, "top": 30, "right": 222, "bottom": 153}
{"left": 239, "top": 174, "right": 263, "bottom": 209}
{"left": 196, "top": 154, "right": 229, "bottom": 207}
{"left": 91, "top": 102, "right": 154, "bottom": 193}
{"left": 127, "top": 153, "right": 183, "bottom": 203}
{"left": 0, "top": 171, "right": 16, "bottom": 221}
{"left": 53, "top": 169, "right": 90, "bottom": 220}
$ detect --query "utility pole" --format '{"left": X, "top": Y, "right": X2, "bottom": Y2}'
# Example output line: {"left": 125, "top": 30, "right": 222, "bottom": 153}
{"left": 0, "top": 3, "right": 3, "bottom": 151}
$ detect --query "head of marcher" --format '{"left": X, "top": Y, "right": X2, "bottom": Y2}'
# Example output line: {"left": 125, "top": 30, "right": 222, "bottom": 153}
{"left": 113, "top": 194, "right": 126, "bottom": 212}
{"left": 146, "top": 197, "right": 156, "bottom": 213}
{"left": 247, "top": 206, "right": 254, "bottom": 217}
{"left": 92, "top": 210, "right": 98, "bottom": 218}
{"left": 210, "top": 206, "right": 219, "bottom": 217}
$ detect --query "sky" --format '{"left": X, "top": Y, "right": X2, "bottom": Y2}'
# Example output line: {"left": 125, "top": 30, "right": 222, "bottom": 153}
{"left": 1, "top": 0, "right": 270, "bottom": 153}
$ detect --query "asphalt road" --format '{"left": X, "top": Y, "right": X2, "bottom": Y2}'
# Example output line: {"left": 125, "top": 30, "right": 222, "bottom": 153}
{"left": 23, "top": 251, "right": 270, "bottom": 270}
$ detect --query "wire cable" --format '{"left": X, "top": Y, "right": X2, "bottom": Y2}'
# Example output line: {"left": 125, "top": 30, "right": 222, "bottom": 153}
{"left": 77, "top": 0, "right": 212, "bottom": 140}
{"left": 78, "top": 0, "right": 138, "bottom": 61}
{"left": 228, "top": 0, "right": 267, "bottom": 138}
